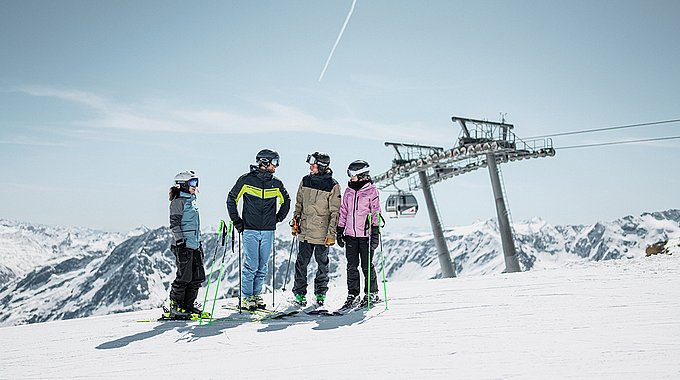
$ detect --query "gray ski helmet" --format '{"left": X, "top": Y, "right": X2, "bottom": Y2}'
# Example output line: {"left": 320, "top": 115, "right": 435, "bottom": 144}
{"left": 347, "top": 160, "right": 370, "bottom": 178}
{"left": 174, "top": 170, "right": 199, "bottom": 190}
{"left": 306, "top": 152, "right": 331, "bottom": 170}
{"left": 256, "top": 149, "right": 280, "bottom": 167}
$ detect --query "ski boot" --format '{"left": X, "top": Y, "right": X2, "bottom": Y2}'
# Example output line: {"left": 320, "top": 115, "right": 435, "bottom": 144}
{"left": 242, "top": 296, "right": 258, "bottom": 311}
{"left": 315, "top": 294, "right": 326, "bottom": 307}
{"left": 359, "top": 292, "right": 381, "bottom": 308}
{"left": 186, "top": 302, "right": 211, "bottom": 319}
{"left": 168, "top": 300, "right": 190, "bottom": 319}
{"left": 294, "top": 293, "right": 307, "bottom": 307}
{"left": 254, "top": 294, "right": 266, "bottom": 310}
{"left": 340, "top": 294, "right": 361, "bottom": 311}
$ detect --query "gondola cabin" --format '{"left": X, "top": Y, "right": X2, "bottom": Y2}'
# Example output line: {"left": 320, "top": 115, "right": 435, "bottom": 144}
{"left": 385, "top": 192, "right": 418, "bottom": 218}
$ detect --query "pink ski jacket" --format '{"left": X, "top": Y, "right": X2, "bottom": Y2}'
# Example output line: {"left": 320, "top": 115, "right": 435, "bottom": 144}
{"left": 338, "top": 181, "right": 381, "bottom": 238}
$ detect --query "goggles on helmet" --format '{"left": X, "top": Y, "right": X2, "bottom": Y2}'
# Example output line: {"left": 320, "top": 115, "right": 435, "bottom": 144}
{"left": 347, "top": 167, "right": 370, "bottom": 178}
{"left": 187, "top": 178, "right": 199, "bottom": 187}
{"left": 307, "top": 153, "right": 330, "bottom": 167}
{"left": 259, "top": 157, "right": 280, "bottom": 167}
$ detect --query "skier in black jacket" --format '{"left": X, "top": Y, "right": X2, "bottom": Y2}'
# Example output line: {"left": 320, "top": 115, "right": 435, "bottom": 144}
{"left": 226, "top": 149, "right": 291, "bottom": 310}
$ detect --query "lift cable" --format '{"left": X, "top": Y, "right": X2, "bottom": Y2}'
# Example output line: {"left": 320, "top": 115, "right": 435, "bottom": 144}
{"left": 558, "top": 135, "right": 680, "bottom": 150}
{"left": 525, "top": 118, "right": 680, "bottom": 140}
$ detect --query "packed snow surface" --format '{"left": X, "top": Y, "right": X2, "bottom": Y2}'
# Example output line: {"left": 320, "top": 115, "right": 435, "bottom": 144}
{"left": 1, "top": 252, "right": 678, "bottom": 379}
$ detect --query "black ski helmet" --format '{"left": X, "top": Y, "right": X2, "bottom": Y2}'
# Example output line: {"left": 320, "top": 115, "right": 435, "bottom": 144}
{"left": 306, "top": 151, "right": 331, "bottom": 171}
{"left": 174, "top": 170, "right": 199, "bottom": 191}
{"left": 347, "top": 160, "right": 370, "bottom": 179}
{"left": 256, "top": 149, "right": 280, "bottom": 167}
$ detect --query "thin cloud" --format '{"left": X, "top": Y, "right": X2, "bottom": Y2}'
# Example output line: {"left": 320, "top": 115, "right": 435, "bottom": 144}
{"left": 0, "top": 137, "right": 66, "bottom": 147}
{"left": 16, "top": 86, "right": 112, "bottom": 111}
{"left": 15, "top": 85, "right": 445, "bottom": 144}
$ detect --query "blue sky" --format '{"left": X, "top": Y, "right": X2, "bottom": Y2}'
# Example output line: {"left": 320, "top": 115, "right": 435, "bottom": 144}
{"left": 1, "top": 1, "right": 678, "bottom": 232}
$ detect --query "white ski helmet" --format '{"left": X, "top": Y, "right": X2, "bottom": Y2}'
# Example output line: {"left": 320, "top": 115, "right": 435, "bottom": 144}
{"left": 174, "top": 170, "right": 199, "bottom": 190}
{"left": 347, "top": 160, "right": 370, "bottom": 179}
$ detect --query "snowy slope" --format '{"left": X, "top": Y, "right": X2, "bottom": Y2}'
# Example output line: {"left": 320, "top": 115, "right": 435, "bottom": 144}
{"left": 0, "top": 210, "right": 678, "bottom": 327}
{"left": 0, "top": 248, "right": 678, "bottom": 379}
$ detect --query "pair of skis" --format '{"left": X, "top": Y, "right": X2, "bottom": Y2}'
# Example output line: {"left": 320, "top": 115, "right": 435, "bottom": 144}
{"left": 139, "top": 305, "right": 298, "bottom": 324}
{"left": 221, "top": 304, "right": 299, "bottom": 321}
{"left": 305, "top": 299, "right": 383, "bottom": 317}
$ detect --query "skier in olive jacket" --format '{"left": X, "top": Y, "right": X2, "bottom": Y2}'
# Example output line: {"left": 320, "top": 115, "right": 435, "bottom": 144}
{"left": 290, "top": 152, "right": 341, "bottom": 306}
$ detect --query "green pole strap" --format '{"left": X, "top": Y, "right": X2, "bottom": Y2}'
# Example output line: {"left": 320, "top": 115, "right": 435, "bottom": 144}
{"left": 207, "top": 220, "right": 233, "bottom": 324}
{"left": 380, "top": 236, "right": 388, "bottom": 311}
{"left": 367, "top": 213, "right": 373, "bottom": 310}
{"left": 377, "top": 213, "right": 388, "bottom": 310}
{"left": 200, "top": 219, "right": 226, "bottom": 325}
{"left": 370, "top": 212, "right": 388, "bottom": 311}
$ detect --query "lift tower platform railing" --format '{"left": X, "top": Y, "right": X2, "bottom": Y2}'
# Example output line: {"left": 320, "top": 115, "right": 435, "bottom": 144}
{"left": 373, "top": 116, "right": 555, "bottom": 277}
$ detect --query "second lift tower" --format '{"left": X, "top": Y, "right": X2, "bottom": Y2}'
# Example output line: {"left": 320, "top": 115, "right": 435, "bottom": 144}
{"left": 373, "top": 116, "right": 555, "bottom": 277}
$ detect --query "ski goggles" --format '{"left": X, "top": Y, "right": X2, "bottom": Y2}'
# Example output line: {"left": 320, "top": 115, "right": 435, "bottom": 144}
{"left": 260, "top": 157, "right": 280, "bottom": 167}
{"left": 307, "top": 154, "right": 329, "bottom": 167}
{"left": 347, "top": 167, "right": 370, "bottom": 178}
{"left": 306, "top": 154, "right": 317, "bottom": 165}
{"left": 187, "top": 178, "right": 199, "bottom": 187}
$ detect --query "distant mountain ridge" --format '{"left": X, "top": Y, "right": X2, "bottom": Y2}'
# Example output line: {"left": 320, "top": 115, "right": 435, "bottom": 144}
{"left": 1, "top": 209, "right": 678, "bottom": 327}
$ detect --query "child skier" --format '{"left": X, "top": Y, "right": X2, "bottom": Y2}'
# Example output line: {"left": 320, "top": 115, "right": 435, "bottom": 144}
{"left": 336, "top": 160, "right": 383, "bottom": 309}
{"left": 167, "top": 170, "right": 207, "bottom": 319}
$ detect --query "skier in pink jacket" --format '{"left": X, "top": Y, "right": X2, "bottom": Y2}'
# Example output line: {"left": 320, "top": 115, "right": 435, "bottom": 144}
{"left": 336, "top": 160, "right": 382, "bottom": 309}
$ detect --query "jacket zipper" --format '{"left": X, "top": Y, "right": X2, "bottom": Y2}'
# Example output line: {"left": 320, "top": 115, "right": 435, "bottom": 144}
{"left": 261, "top": 177, "right": 266, "bottom": 226}
{"left": 352, "top": 189, "right": 359, "bottom": 237}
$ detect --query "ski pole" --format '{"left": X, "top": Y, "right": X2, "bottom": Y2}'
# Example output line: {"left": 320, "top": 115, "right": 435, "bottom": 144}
{"left": 199, "top": 219, "right": 226, "bottom": 325}
{"left": 367, "top": 214, "right": 373, "bottom": 311}
{"left": 207, "top": 220, "right": 233, "bottom": 324}
{"left": 282, "top": 236, "right": 296, "bottom": 291}
{"left": 378, "top": 213, "right": 388, "bottom": 311}
{"left": 272, "top": 236, "right": 276, "bottom": 308}
{"left": 238, "top": 229, "right": 242, "bottom": 314}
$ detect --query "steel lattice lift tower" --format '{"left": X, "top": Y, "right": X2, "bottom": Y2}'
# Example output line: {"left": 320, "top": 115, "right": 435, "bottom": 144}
{"left": 373, "top": 115, "right": 556, "bottom": 277}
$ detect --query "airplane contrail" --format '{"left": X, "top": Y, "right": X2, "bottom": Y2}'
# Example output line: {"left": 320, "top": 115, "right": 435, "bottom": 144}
{"left": 318, "top": 0, "right": 357, "bottom": 82}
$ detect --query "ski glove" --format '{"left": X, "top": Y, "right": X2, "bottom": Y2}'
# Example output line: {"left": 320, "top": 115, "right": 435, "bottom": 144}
{"left": 370, "top": 228, "right": 380, "bottom": 251}
{"left": 324, "top": 236, "right": 335, "bottom": 247}
{"left": 234, "top": 219, "right": 245, "bottom": 233}
{"left": 336, "top": 227, "right": 345, "bottom": 248}
{"left": 175, "top": 239, "right": 186, "bottom": 249}
{"left": 289, "top": 214, "right": 301, "bottom": 236}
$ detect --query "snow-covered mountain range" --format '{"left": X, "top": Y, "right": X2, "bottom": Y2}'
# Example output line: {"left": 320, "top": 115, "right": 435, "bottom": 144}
{"left": 1, "top": 209, "right": 678, "bottom": 327}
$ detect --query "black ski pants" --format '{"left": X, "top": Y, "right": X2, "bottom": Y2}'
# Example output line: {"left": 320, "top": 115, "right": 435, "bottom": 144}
{"left": 170, "top": 245, "right": 206, "bottom": 307}
{"left": 344, "top": 236, "right": 378, "bottom": 297}
{"left": 292, "top": 241, "right": 330, "bottom": 296}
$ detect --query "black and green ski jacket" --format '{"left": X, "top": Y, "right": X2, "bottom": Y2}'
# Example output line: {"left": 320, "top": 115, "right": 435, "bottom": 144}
{"left": 226, "top": 165, "right": 291, "bottom": 231}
